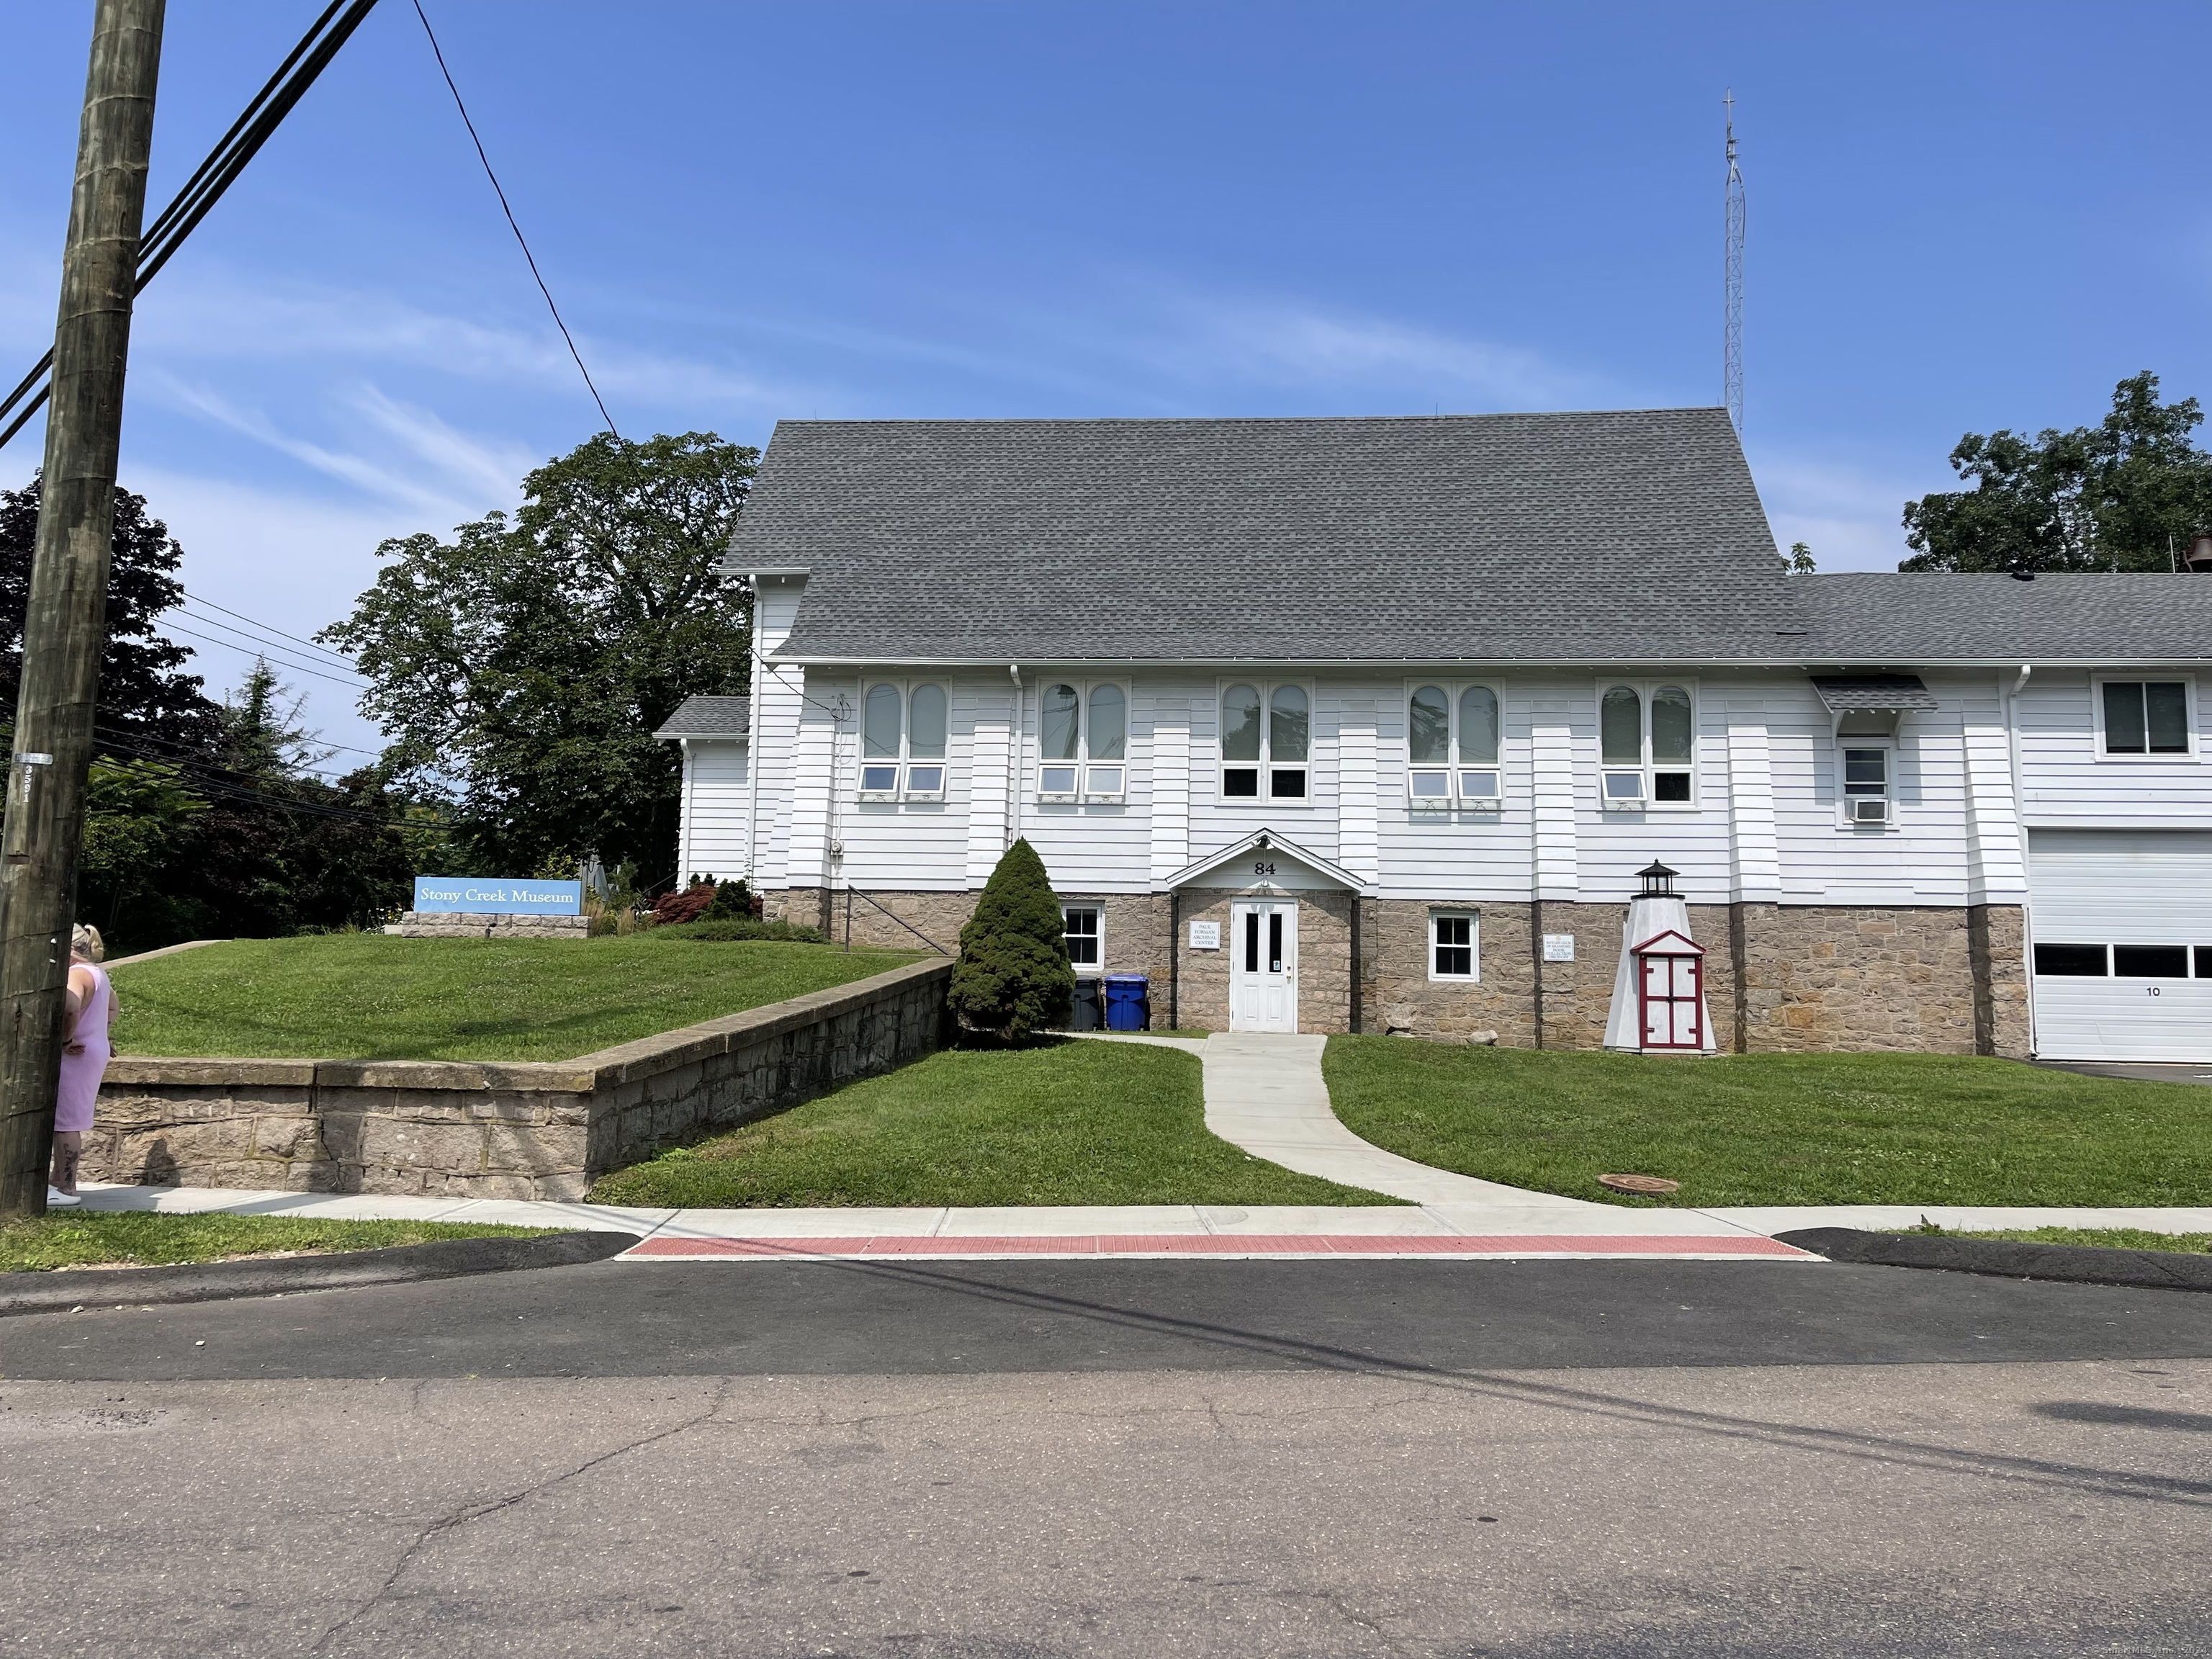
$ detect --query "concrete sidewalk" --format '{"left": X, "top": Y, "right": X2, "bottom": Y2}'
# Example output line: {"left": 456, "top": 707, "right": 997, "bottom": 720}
{"left": 66, "top": 1183, "right": 2212, "bottom": 1262}
{"left": 58, "top": 1028, "right": 2212, "bottom": 1262}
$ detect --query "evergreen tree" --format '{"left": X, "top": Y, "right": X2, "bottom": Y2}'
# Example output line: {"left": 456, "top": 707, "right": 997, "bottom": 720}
{"left": 949, "top": 839, "right": 1074, "bottom": 1041}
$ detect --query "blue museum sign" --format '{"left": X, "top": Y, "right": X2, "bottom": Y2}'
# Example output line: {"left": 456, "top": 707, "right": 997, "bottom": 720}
{"left": 412, "top": 877, "right": 583, "bottom": 916}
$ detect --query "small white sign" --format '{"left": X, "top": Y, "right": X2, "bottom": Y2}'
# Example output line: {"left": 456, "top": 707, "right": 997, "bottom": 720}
{"left": 1188, "top": 920, "right": 1221, "bottom": 950}
{"left": 1542, "top": 933, "right": 1575, "bottom": 962}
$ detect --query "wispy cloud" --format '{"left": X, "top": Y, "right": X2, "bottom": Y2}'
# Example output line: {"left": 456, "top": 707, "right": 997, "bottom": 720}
{"left": 1751, "top": 449, "right": 1941, "bottom": 572}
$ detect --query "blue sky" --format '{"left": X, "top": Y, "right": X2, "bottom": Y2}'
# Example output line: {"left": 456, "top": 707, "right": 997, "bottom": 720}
{"left": 4, "top": 1, "right": 2210, "bottom": 753}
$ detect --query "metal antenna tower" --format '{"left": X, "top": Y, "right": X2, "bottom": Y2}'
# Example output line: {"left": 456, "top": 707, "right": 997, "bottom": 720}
{"left": 1724, "top": 89, "right": 1745, "bottom": 436}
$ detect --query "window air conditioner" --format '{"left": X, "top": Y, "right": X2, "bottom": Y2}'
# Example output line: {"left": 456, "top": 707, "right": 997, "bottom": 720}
{"left": 1849, "top": 796, "right": 1892, "bottom": 824}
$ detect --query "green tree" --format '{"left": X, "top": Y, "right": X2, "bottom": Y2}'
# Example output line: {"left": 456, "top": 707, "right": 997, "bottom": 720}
{"left": 0, "top": 475, "right": 222, "bottom": 747}
{"left": 949, "top": 839, "right": 1075, "bottom": 1041}
{"left": 1901, "top": 372, "right": 2212, "bottom": 574}
{"left": 323, "top": 431, "right": 756, "bottom": 884}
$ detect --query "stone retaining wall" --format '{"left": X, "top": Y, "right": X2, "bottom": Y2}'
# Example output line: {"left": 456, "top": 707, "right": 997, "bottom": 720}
{"left": 81, "top": 958, "right": 953, "bottom": 1200}
{"left": 396, "top": 912, "right": 592, "bottom": 940}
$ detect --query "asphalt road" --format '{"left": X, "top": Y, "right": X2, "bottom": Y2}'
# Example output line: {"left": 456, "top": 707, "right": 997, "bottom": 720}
{"left": 4, "top": 1259, "right": 2211, "bottom": 1657}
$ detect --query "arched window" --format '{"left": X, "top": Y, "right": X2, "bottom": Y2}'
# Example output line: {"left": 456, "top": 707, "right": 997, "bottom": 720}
{"left": 907, "top": 684, "right": 948, "bottom": 760}
{"left": 1218, "top": 683, "right": 1308, "bottom": 800}
{"left": 1601, "top": 686, "right": 1642, "bottom": 765}
{"left": 1650, "top": 685, "right": 1693, "bottom": 764}
{"left": 1408, "top": 686, "right": 1451, "bottom": 763}
{"left": 1457, "top": 685, "right": 1499, "bottom": 765}
{"left": 1221, "top": 684, "right": 1262, "bottom": 762}
{"left": 1087, "top": 685, "right": 1125, "bottom": 760}
{"left": 863, "top": 683, "right": 902, "bottom": 758}
{"left": 1041, "top": 683, "right": 1080, "bottom": 760}
{"left": 860, "top": 683, "right": 948, "bottom": 799}
{"left": 1599, "top": 683, "right": 1696, "bottom": 805}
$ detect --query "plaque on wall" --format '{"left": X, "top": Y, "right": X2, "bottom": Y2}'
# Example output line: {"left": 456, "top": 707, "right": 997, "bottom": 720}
{"left": 1188, "top": 920, "right": 1221, "bottom": 950}
{"left": 1542, "top": 934, "right": 1576, "bottom": 962}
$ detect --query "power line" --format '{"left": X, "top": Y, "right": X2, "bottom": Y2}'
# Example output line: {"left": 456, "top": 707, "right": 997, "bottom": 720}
{"left": 0, "top": 0, "right": 387, "bottom": 452}
{"left": 178, "top": 588, "right": 359, "bottom": 666}
{"left": 158, "top": 621, "right": 369, "bottom": 688}
{"left": 410, "top": 0, "right": 619, "bottom": 439}
{"left": 174, "top": 606, "right": 359, "bottom": 673}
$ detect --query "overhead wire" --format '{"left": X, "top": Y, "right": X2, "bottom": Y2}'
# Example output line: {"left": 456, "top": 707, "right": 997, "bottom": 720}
{"left": 409, "top": 0, "right": 619, "bottom": 437}
{"left": 176, "top": 588, "right": 359, "bottom": 667}
{"left": 0, "top": 0, "right": 386, "bottom": 451}
{"left": 171, "top": 608, "right": 363, "bottom": 675}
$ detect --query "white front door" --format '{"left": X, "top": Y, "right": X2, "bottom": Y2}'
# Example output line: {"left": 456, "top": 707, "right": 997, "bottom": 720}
{"left": 1230, "top": 901, "right": 1299, "bottom": 1032}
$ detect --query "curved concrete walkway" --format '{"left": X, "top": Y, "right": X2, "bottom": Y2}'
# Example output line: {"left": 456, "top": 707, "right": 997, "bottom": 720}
{"left": 1087, "top": 1030, "right": 1606, "bottom": 1212}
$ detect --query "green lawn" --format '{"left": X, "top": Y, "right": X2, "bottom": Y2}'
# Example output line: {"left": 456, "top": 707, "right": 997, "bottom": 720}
{"left": 1, "top": 1212, "right": 552, "bottom": 1272}
{"left": 109, "top": 935, "right": 916, "bottom": 1062}
{"left": 1909, "top": 1226, "right": 2212, "bottom": 1255}
{"left": 593, "top": 1038, "right": 1386, "bottom": 1208}
{"left": 1325, "top": 1037, "right": 2212, "bottom": 1208}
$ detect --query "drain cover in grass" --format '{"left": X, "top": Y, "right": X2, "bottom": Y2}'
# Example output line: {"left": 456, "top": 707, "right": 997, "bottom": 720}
{"left": 1597, "top": 1173, "right": 1681, "bottom": 1195}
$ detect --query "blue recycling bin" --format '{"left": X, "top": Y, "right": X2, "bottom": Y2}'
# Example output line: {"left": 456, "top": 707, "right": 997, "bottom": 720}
{"left": 1104, "top": 974, "right": 1150, "bottom": 1031}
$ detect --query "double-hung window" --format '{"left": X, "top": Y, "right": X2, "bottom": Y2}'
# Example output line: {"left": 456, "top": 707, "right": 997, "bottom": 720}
{"left": 1599, "top": 683, "right": 1696, "bottom": 806}
{"left": 1429, "top": 910, "right": 1478, "bottom": 981}
{"left": 859, "top": 680, "right": 948, "bottom": 801}
{"left": 1061, "top": 905, "right": 1102, "bottom": 969}
{"left": 1037, "top": 682, "right": 1128, "bottom": 801}
{"left": 1406, "top": 684, "right": 1502, "bottom": 806}
{"left": 1220, "top": 682, "right": 1309, "bottom": 801}
{"left": 2098, "top": 678, "right": 2194, "bottom": 757}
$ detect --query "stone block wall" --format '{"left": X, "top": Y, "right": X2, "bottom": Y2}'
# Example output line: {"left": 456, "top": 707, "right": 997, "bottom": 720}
{"left": 397, "top": 912, "right": 591, "bottom": 940}
{"left": 1172, "top": 889, "right": 1353, "bottom": 1035}
{"left": 82, "top": 959, "right": 954, "bottom": 1200}
{"left": 1734, "top": 902, "right": 2023, "bottom": 1057}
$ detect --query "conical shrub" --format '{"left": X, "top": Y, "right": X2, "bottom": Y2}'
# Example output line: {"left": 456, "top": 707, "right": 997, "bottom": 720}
{"left": 949, "top": 838, "right": 1074, "bottom": 1040}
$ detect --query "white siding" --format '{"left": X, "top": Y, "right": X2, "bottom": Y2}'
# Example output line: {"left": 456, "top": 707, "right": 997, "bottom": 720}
{"left": 2018, "top": 669, "right": 2212, "bottom": 828}
{"left": 675, "top": 740, "right": 750, "bottom": 882}
{"left": 721, "top": 658, "right": 2212, "bottom": 911}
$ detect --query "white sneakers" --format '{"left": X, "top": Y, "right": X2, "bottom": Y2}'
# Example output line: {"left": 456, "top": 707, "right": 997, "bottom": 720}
{"left": 45, "top": 1187, "right": 81, "bottom": 1208}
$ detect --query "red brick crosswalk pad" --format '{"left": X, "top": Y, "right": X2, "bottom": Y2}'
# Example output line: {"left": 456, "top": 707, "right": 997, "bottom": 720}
{"left": 623, "top": 1233, "right": 1813, "bottom": 1260}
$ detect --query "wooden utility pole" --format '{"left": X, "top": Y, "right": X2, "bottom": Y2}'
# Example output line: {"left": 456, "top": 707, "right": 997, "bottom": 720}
{"left": 0, "top": 0, "right": 166, "bottom": 1216}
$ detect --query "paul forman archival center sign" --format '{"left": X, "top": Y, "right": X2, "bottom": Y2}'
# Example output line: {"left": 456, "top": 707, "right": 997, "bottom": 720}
{"left": 411, "top": 878, "right": 583, "bottom": 916}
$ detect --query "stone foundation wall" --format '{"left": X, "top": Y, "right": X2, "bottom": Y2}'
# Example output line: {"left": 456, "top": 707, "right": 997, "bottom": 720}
{"left": 397, "top": 912, "right": 590, "bottom": 940}
{"left": 1734, "top": 903, "right": 2020, "bottom": 1056}
{"left": 82, "top": 959, "right": 953, "bottom": 1200}
{"left": 829, "top": 889, "right": 976, "bottom": 954}
{"left": 1359, "top": 898, "right": 1539, "bottom": 1045}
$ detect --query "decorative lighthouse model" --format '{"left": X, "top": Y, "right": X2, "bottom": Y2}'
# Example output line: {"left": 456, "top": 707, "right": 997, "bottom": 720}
{"left": 1603, "top": 862, "right": 1718, "bottom": 1056}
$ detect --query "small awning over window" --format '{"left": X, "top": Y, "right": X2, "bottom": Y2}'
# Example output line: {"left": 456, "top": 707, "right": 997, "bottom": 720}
{"left": 1809, "top": 674, "right": 1938, "bottom": 714}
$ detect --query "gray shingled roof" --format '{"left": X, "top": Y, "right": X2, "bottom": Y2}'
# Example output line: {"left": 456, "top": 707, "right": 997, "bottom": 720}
{"left": 1809, "top": 674, "right": 1938, "bottom": 711}
{"left": 1797, "top": 574, "right": 2212, "bottom": 663}
{"left": 653, "top": 695, "right": 751, "bottom": 739}
{"left": 745, "top": 410, "right": 1797, "bottom": 663}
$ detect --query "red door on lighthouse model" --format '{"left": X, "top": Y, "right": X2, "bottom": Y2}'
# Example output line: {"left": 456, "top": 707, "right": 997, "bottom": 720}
{"left": 1633, "top": 930, "right": 1704, "bottom": 1051}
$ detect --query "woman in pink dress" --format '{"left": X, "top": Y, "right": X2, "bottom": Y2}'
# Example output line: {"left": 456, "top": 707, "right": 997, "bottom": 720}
{"left": 48, "top": 924, "right": 115, "bottom": 1208}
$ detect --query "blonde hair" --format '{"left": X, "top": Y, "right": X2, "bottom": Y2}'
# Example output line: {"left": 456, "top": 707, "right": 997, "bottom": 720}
{"left": 71, "top": 924, "right": 104, "bottom": 963}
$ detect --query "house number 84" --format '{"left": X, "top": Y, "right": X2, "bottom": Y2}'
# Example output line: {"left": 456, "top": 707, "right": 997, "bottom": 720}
{"left": 1254, "top": 860, "right": 1276, "bottom": 876}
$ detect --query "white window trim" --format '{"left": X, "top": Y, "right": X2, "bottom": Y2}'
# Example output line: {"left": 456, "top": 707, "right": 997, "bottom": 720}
{"left": 1061, "top": 902, "right": 1105, "bottom": 973}
{"left": 857, "top": 678, "right": 951, "bottom": 802}
{"left": 2090, "top": 673, "right": 2200, "bottom": 763}
{"left": 1216, "top": 678, "right": 1315, "bottom": 806}
{"left": 1035, "top": 678, "right": 1133, "bottom": 802}
{"left": 1833, "top": 737, "right": 1897, "bottom": 830}
{"left": 1403, "top": 680, "right": 1505, "bottom": 809}
{"left": 1427, "top": 909, "right": 1480, "bottom": 982}
{"left": 1596, "top": 678, "right": 1700, "bottom": 810}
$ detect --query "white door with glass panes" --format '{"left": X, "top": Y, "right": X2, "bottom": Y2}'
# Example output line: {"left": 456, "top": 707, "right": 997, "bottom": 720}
{"left": 1230, "top": 901, "right": 1298, "bottom": 1032}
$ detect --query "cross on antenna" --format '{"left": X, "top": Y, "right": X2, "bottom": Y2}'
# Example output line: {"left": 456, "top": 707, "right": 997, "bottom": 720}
{"left": 1724, "top": 89, "right": 1745, "bottom": 436}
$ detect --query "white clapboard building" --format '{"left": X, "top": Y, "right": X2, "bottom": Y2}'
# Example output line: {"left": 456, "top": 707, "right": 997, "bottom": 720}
{"left": 658, "top": 410, "right": 2212, "bottom": 1061}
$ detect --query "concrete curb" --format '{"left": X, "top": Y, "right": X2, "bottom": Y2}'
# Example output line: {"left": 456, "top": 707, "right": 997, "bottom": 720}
{"left": 1775, "top": 1227, "right": 2212, "bottom": 1293}
{"left": 0, "top": 1229, "right": 637, "bottom": 1318}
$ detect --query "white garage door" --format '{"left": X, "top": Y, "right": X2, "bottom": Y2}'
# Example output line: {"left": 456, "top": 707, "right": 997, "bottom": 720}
{"left": 2029, "top": 830, "right": 2212, "bottom": 1061}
